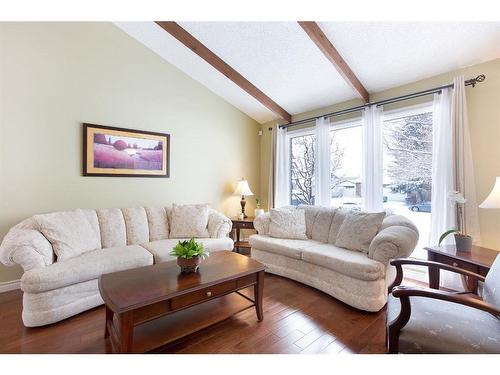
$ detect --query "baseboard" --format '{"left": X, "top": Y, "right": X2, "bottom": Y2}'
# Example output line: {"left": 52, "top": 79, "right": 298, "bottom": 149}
{"left": 0, "top": 279, "right": 21, "bottom": 293}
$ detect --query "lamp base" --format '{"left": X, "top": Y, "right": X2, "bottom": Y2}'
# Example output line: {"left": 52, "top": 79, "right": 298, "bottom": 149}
{"left": 240, "top": 196, "right": 247, "bottom": 218}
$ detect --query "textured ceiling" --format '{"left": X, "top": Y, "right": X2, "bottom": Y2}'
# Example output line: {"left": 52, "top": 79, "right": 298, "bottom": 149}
{"left": 179, "top": 22, "right": 357, "bottom": 115}
{"left": 115, "top": 22, "right": 500, "bottom": 124}
{"left": 318, "top": 22, "right": 500, "bottom": 92}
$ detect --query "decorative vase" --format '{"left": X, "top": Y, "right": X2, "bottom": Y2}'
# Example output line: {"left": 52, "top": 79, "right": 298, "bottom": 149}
{"left": 454, "top": 234, "right": 472, "bottom": 252}
{"left": 254, "top": 208, "right": 264, "bottom": 217}
{"left": 177, "top": 256, "right": 201, "bottom": 273}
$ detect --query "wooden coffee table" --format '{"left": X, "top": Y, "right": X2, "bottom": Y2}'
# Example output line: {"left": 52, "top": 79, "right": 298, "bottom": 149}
{"left": 98, "top": 251, "right": 266, "bottom": 353}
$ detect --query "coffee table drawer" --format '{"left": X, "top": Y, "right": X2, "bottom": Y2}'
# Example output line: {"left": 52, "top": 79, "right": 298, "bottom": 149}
{"left": 171, "top": 280, "right": 237, "bottom": 310}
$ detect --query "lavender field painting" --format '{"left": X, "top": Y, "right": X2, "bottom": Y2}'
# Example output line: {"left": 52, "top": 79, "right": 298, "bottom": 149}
{"left": 93, "top": 133, "right": 163, "bottom": 170}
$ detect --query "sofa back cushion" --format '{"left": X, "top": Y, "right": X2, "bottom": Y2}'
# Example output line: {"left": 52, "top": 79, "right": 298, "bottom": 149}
{"left": 96, "top": 208, "right": 127, "bottom": 248}
{"left": 298, "top": 205, "right": 320, "bottom": 238}
{"left": 310, "top": 208, "right": 336, "bottom": 243}
{"left": 268, "top": 207, "right": 308, "bottom": 240}
{"left": 334, "top": 211, "right": 385, "bottom": 253}
{"left": 33, "top": 209, "right": 101, "bottom": 261}
{"left": 145, "top": 206, "right": 169, "bottom": 241}
{"left": 327, "top": 208, "right": 349, "bottom": 244}
{"left": 169, "top": 203, "right": 210, "bottom": 238}
{"left": 122, "top": 207, "right": 149, "bottom": 245}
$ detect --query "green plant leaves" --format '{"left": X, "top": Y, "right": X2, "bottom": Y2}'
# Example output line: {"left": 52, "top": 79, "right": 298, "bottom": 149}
{"left": 169, "top": 238, "right": 208, "bottom": 259}
{"left": 438, "top": 228, "right": 459, "bottom": 246}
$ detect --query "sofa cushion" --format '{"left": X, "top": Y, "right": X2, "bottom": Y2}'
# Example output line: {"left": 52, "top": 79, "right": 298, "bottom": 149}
{"left": 145, "top": 206, "right": 169, "bottom": 241}
{"left": 268, "top": 208, "right": 307, "bottom": 240}
{"left": 141, "top": 238, "right": 233, "bottom": 263}
{"left": 301, "top": 243, "right": 385, "bottom": 281}
{"left": 311, "top": 208, "right": 335, "bottom": 243}
{"left": 122, "top": 207, "right": 149, "bottom": 245}
{"left": 96, "top": 208, "right": 127, "bottom": 248}
{"left": 169, "top": 204, "right": 210, "bottom": 238}
{"left": 249, "top": 234, "right": 319, "bottom": 260}
{"left": 335, "top": 211, "right": 386, "bottom": 253}
{"left": 21, "top": 245, "right": 153, "bottom": 293}
{"left": 33, "top": 209, "right": 101, "bottom": 262}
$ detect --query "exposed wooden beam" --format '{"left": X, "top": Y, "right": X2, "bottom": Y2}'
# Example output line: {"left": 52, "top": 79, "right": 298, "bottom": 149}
{"left": 298, "top": 21, "right": 369, "bottom": 103}
{"left": 155, "top": 21, "right": 292, "bottom": 123}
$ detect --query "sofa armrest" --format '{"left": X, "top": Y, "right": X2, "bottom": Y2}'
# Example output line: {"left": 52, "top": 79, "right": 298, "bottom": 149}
{"left": 0, "top": 228, "right": 55, "bottom": 271}
{"left": 368, "top": 225, "right": 419, "bottom": 265}
{"left": 207, "top": 210, "right": 232, "bottom": 239}
{"left": 253, "top": 212, "right": 270, "bottom": 235}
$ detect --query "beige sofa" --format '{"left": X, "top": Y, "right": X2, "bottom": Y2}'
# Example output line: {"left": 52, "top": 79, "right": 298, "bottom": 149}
{"left": 0, "top": 206, "right": 232, "bottom": 327}
{"left": 249, "top": 206, "right": 419, "bottom": 312}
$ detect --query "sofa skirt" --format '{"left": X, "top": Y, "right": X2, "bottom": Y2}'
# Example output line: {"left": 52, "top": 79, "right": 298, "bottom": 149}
{"left": 251, "top": 248, "right": 396, "bottom": 312}
{"left": 22, "top": 279, "right": 103, "bottom": 327}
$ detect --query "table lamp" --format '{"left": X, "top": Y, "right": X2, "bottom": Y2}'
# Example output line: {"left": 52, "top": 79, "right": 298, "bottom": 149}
{"left": 234, "top": 178, "right": 254, "bottom": 219}
{"left": 479, "top": 177, "right": 500, "bottom": 208}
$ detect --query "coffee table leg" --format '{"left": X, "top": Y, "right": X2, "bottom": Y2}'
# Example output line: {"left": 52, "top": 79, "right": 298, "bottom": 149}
{"left": 104, "top": 305, "right": 113, "bottom": 339}
{"left": 254, "top": 271, "right": 264, "bottom": 322}
{"left": 118, "top": 312, "right": 134, "bottom": 353}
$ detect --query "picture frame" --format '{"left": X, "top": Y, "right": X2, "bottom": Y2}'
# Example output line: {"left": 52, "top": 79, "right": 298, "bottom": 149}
{"left": 83, "top": 123, "right": 170, "bottom": 177}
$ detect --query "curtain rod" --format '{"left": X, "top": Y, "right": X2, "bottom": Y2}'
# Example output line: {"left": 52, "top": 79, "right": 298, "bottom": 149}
{"left": 277, "top": 74, "right": 485, "bottom": 130}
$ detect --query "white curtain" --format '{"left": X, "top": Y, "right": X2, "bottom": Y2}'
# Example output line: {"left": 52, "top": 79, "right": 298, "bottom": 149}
{"left": 452, "top": 76, "right": 481, "bottom": 243}
{"left": 269, "top": 123, "right": 289, "bottom": 208}
{"left": 314, "top": 116, "right": 331, "bottom": 207}
{"left": 268, "top": 124, "right": 278, "bottom": 209}
{"left": 430, "top": 87, "right": 470, "bottom": 290}
{"left": 430, "top": 89, "right": 456, "bottom": 246}
{"left": 362, "top": 105, "right": 384, "bottom": 212}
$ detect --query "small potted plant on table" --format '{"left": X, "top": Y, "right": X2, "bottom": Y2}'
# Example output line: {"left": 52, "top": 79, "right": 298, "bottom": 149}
{"left": 170, "top": 238, "right": 209, "bottom": 273}
{"left": 439, "top": 191, "right": 472, "bottom": 252}
{"left": 254, "top": 197, "right": 264, "bottom": 217}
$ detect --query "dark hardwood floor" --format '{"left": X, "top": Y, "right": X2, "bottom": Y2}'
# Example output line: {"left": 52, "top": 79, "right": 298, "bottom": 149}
{"left": 0, "top": 274, "right": 388, "bottom": 354}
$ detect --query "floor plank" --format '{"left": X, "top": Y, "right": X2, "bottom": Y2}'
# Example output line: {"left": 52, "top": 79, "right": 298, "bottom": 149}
{"left": 0, "top": 274, "right": 388, "bottom": 354}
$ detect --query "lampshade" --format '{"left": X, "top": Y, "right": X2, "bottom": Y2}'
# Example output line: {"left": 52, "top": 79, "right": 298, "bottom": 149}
{"left": 479, "top": 177, "right": 500, "bottom": 208}
{"left": 234, "top": 179, "right": 254, "bottom": 196}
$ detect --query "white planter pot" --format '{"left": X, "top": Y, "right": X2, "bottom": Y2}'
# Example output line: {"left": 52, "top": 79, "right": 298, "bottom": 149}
{"left": 254, "top": 208, "right": 265, "bottom": 217}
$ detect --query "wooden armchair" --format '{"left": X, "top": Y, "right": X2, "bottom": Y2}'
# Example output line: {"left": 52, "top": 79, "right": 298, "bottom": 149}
{"left": 386, "top": 256, "right": 500, "bottom": 354}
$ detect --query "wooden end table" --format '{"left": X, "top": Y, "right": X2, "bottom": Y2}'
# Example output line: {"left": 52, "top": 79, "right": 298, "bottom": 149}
{"left": 99, "top": 251, "right": 265, "bottom": 353}
{"left": 230, "top": 217, "right": 255, "bottom": 253}
{"left": 425, "top": 245, "right": 499, "bottom": 292}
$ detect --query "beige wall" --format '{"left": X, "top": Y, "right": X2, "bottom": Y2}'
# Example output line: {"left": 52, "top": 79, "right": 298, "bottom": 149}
{"left": 261, "top": 58, "right": 500, "bottom": 250}
{"left": 0, "top": 22, "right": 261, "bottom": 282}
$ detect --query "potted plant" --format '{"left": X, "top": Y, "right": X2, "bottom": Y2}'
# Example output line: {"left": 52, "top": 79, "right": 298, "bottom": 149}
{"left": 254, "top": 197, "right": 264, "bottom": 217}
{"left": 438, "top": 191, "right": 472, "bottom": 252}
{"left": 169, "top": 238, "right": 209, "bottom": 273}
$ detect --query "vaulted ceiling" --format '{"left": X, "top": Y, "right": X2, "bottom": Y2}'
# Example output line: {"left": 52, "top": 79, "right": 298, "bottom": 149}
{"left": 115, "top": 22, "right": 500, "bottom": 124}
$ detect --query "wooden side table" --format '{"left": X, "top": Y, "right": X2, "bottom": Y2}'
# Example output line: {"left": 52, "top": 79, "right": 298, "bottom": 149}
{"left": 424, "top": 245, "right": 499, "bottom": 292}
{"left": 230, "top": 217, "right": 255, "bottom": 253}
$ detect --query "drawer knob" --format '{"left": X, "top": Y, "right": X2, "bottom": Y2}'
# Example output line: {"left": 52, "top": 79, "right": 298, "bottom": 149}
{"left": 206, "top": 291, "right": 212, "bottom": 297}
{"left": 453, "top": 262, "right": 458, "bottom": 267}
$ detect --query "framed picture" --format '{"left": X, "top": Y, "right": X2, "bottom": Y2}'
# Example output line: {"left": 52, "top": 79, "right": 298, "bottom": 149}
{"left": 83, "top": 123, "right": 170, "bottom": 177}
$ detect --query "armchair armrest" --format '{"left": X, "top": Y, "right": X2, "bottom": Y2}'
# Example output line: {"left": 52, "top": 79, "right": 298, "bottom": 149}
{"left": 387, "top": 284, "right": 500, "bottom": 353}
{"left": 392, "top": 285, "right": 500, "bottom": 317}
{"left": 253, "top": 212, "right": 270, "bottom": 235}
{"left": 207, "top": 210, "right": 232, "bottom": 239}
{"left": 388, "top": 258, "right": 486, "bottom": 291}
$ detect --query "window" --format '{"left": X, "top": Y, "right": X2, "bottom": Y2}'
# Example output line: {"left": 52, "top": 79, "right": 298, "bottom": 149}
{"left": 329, "top": 120, "right": 363, "bottom": 209}
{"left": 382, "top": 104, "right": 433, "bottom": 261}
{"left": 289, "top": 131, "right": 316, "bottom": 205}
{"left": 283, "top": 103, "right": 434, "bottom": 281}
